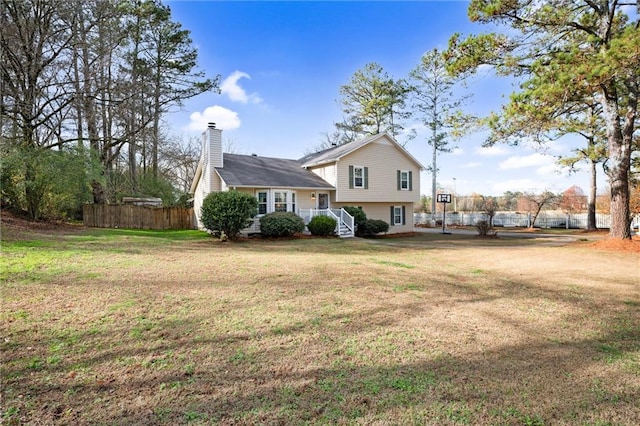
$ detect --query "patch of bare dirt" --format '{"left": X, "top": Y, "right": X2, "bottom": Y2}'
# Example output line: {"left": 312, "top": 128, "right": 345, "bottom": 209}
{"left": 371, "top": 232, "right": 421, "bottom": 239}
{"left": 588, "top": 236, "right": 640, "bottom": 253}
{"left": 1, "top": 208, "right": 84, "bottom": 240}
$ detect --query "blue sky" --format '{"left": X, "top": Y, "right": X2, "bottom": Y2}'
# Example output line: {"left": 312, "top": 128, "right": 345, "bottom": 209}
{"left": 166, "top": 0, "right": 603, "bottom": 197}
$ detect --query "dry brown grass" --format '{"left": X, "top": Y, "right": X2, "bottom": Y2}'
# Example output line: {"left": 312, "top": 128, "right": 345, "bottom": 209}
{"left": 1, "top": 216, "right": 639, "bottom": 425}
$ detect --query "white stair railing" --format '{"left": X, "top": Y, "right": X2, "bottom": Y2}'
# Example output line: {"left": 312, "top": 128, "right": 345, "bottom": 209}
{"left": 299, "top": 208, "right": 354, "bottom": 237}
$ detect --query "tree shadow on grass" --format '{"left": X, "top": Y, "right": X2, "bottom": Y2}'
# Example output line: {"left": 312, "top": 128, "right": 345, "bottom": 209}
{"left": 2, "top": 235, "right": 638, "bottom": 425}
{"left": 3, "top": 275, "right": 638, "bottom": 425}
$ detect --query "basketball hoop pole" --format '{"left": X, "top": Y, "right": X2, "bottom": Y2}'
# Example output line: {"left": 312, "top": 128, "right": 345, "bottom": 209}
{"left": 442, "top": 199, "right": 446, "bottom": 233}
{"left": 437, "top": 193, "right": 452, "bottom": 234}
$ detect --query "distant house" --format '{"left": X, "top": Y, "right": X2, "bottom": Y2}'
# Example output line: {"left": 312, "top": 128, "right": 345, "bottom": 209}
{"left": 190, "top": 123, "right": 424, "bottom": 236}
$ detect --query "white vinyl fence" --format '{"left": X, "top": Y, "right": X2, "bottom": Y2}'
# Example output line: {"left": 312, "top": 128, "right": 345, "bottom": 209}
{"left": 414, "top": 211, "right": 640, "bottom": 231}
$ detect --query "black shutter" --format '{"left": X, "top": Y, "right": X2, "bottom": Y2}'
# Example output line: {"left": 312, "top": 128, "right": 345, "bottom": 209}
{"left": 390, "top": 206, "right": 394, "bottom": 225}
{"left": 402, "top": 206, "right": 406, "bottom": 225}
{"left": 349, "top": 165, "right": 354, "bottom": 189}
{"left": 364, "top": 167, "right": 369, "bottom": 189}
{"left": 408, "top": 171, "right": 413, "bottom": 191}
{"left": 397, "top": 170, "right": 401, "bottom": 190}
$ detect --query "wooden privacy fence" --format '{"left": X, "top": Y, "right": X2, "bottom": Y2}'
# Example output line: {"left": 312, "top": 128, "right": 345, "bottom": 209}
{"left": 83, "top": 204, "right": 195, "bottom": 230}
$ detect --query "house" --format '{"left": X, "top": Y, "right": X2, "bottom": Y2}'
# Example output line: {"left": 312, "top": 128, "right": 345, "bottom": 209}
{"left": 190, "top": 123, "right": 424, "bottom": 236}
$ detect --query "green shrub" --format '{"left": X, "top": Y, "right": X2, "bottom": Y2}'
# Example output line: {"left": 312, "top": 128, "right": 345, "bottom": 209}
{"left": 136, "top": 173, "right": 179, "bottom": 206}
{"left": 200, "top": 191, "right": 257, "bottom": 240}
{"left": 343, "top": 206, "right": 367, "bottom": 227}
{"left": 475, "top": 220, "right": 496, "bottom": 237}
{"left": 307, "top": 215, "right": 337, "bottom": 236}
{"left": 361, "top": 219, "right": 389, "bottom": 235}
{"left": 344, "top": 206, "right": 372, "bottom": 237}
{"left": 1, "top": 145, "right": 100, "bottom": 220}
{"left": 259, "top": 212, "right": 305, "bottom": 237}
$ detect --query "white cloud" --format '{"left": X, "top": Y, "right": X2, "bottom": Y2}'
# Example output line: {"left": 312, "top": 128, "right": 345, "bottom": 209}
{"left": 452, "top": 147, "right": 464, "bottom": 156}
{"left": 459, "top": 161, "right": 482, "bottom": 169}
{"left": 399, "top": 123, "right": 424, "bottom": 138}
{"left": 188, "top": 106, "right": 241, "bottom": 131}
{"left": 474, "top": 145, "right": 509, "bottom": 156}
{"left": 492, "top": 178, "right": 550, "bottom": 194}
{"left": 535, "top": 163, "right": 561, "bottom": 176}
{"left": 499, "top": 153, "right": 551, "bottom": 169}
{"left": 220, "top": 71, "right": 263, "bottom": 104}
{"left": 408, "top": 122, "right": 426, "bottom": 132}
{"left": 520, "top": 137, "right": 569, "bottom": 155}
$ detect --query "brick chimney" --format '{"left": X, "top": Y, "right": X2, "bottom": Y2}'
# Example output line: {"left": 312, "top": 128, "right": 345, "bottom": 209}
{"left": 205, "top": 122, "right": 223, "bottom": 168}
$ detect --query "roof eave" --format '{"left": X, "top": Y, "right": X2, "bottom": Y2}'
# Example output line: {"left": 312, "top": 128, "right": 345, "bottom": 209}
{"left": 189, "top": 157, "right": 203, "bottom": 194}
{"left": 226, "top": 184, "right": 335, "bottom": 190}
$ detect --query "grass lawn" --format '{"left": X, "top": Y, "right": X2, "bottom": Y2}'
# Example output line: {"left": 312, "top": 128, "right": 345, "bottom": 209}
{"left": 1, "top": 222, "right": 639, "bottom": 425}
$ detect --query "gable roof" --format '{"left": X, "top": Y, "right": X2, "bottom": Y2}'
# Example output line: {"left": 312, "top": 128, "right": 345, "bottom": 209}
{"left": 299, "top": 132, "right": 425, "bottom": 169}
{"left": 216, "top": 153, "right": 335, "bottom": 189}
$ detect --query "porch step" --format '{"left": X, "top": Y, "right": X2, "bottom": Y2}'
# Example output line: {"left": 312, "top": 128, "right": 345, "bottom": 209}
{"left": 338, "top": 225, "right": 354, "bottom": 238}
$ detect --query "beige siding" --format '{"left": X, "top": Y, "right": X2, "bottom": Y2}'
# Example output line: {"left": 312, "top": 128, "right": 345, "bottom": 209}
{"left": 236, "top": 188, "right": 254, "bottom": 196}
{"left": 191, "top": 172, "right": 229, "bottom": 229}
{"left": 335, "top": 138, "right": 421, "bottom": 203}
{"left": 192, "top": 182, "right": 205, "bottom": 229}
{"left": 296, "top": 190, "right": 320, "bottom": 211}
{"left": 212, "top": 171, "right": 222, "bottom": 192}
{"left": 308, "top": 163, "right": 337, "bottom": 187}
{"left": 333, "top": 202, "right": 416, "bottom": 234}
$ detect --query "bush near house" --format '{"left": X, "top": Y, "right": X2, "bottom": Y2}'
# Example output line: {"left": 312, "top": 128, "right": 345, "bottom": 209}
{"left": 307, "top": 215, "right": 337, "bottom": 236}
{"left": 343, "top": 206, "right": 367, "bottom": 229}
{"left": 260, "top": 212, "right": 305, "bottom": 237}
{"left": 200, "top": 191, "right": 257, "bottom": 240}
{"left": 343, "top": 206, "right": 389, "bottom": 236}
{"left": 361, "top": 219, "right": 389, "bottom": 235}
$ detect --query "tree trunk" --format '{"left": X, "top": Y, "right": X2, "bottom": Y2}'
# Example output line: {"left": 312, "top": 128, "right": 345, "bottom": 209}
{"left": 128, "top": 122, "right": 138, "bottom": 193}
{"left": 596, "top": 6, "right": 633, "bottom": 240}
{"left": 600, "top": 89, "right": 632, "bottom": 240}
{"left": 71, "top": 21, "right": 84, "bottom": 151}
{"left": 152, "top": 46, "right": 161, "bottom": 179}
{"left": 529, "top": 206, "right": 542, "bottom": 229}
{"left": 587, "top": 159, "right": 597, "bottom": 231}
{"left": 431, "top": 127, "right": 437, "bottom": 220}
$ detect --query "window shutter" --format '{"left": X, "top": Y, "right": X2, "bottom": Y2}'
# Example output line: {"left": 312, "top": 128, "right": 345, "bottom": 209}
{"left": 364, "top": 167, "right": 369, "bottom": 189}
{"left": 408, "top": 171, "right": 413, "bottom": 191}
{"left": 349, "top": 165, "right": 354, "bottom": 189}
{"left": 397, "top": 170, "right": 401, "bottom": 190}
{"left": 390, "top": 206, "right": 394, "bottom": 225}
{"left": 402, "top": 206, "right": 406, "bottom": 225}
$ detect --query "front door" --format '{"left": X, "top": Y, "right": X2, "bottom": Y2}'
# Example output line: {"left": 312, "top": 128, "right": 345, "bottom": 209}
{"left": 318, "top": 193, "right": 329, "bottom": 210}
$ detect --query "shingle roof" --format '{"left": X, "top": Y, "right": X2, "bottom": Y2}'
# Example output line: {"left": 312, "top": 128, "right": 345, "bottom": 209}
{"left": 216, "top": 154, "right": 335, "bottom": 189}
{"left": 298, "top": 133, "right": 379, "bottom": 167}
{"left": 299, "top": 132, "right": 424, "bottom": 169}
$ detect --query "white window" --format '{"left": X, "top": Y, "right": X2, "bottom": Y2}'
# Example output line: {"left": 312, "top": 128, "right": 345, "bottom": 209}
{"left": 400, "top": 171, "right": 409, "bottom": 190}
{"left": 274, "top": 191, "right": 288, "bottom": 212}
{"left": 257, "top": 191, "right": 268, "bottom": 215}
{"left": 257, "top": 190, "right": 297, "bottom": 214}
{"left": 354, "top": 166, "right": 364, "bottom": 188}
{"left": 349, "top": 165, "right": 368, "bottom": 189}
{"left": 393, "top": 206, "right": 403, "bottom": 225}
